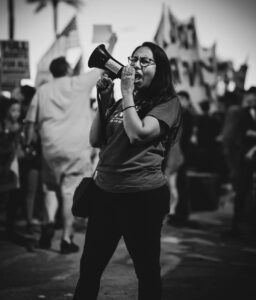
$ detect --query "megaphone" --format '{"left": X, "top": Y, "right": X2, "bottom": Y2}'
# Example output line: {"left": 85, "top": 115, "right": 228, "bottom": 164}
{"left": 88, "top": 44, "right": 124, "bottom": 79}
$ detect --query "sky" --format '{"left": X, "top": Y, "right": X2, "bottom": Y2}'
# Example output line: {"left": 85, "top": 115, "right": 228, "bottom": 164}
{"left": 0, "top": 0, "right": 256, "bottom": 89}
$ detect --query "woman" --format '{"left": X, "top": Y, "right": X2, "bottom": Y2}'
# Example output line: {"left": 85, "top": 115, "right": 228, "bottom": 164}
{"left": 16, "top": 85, "right": 41, "bottom": 233}
{"left": 0, "top": 99, "right": 22, "bottom": 234}
{"left": 73, "top": 42, "right": 182, "bottom": 300}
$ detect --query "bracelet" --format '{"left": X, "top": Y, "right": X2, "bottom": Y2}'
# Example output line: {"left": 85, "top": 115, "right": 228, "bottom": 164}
{"left": 122, "top": 105, "right": 135, "bottom": 112}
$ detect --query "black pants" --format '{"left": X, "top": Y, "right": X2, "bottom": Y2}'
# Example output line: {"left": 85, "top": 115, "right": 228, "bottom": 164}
{"left": 73, "top": 184, "right": 169, "bottom": 300}
{"left": 175, "top": 164, "right": 190, "bottom": 222}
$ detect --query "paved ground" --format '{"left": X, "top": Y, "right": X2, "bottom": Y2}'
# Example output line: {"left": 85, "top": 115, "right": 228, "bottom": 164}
{"left": 0, "top": 192, "right": 256, "bottom": 300}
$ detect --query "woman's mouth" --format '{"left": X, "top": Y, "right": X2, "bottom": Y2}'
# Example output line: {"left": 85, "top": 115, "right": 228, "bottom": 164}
{"left": 134, "top": 73, "right": 143, "bottom": 84}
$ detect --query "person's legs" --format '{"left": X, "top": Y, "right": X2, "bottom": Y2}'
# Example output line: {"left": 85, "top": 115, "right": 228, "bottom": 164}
{"left": 168, "top": 172, "right": 179, "bottom": 215}
{"left": 121, "top": 185, "right": 169, "bottom": 300}
{"left": 6, "top": 188, "right": 19, "bottom": 235}
{"left": 25, "top": 168, "right": 39, "bottom": 226}
{"left": 73, "top": 186, "right": 121, "bottom": 300}
{"left": 39, "top": 184, "right": 58, "bottom": 248}
{"left": 40, "top": 157, "right": 59, "bottom": 223}
{"left": 175, "top": 164, "right": 190, "bottom": 223}
{"left": 60, "top": 174, "right": 78, "bottom": 243}
{"left": 43, "top": 185, "right": 58, "bottom": 223}
{"left": 59, "top": 173, "right": 86, "bottom": 253}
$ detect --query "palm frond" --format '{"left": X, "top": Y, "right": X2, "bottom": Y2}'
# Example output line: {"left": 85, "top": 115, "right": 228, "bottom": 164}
{"left": 27, "top": 0, "right": 83, "bottom": 12}
{"left": 27, "top": 0, "right": 48, "bottom": 12}
{"left": 61, "top": 0, "right": 83, "bottom": 9}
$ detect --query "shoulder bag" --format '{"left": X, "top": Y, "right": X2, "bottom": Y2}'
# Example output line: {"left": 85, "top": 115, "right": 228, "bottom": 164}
{"left": 71, "top": 170, "right": 97, "bottom": 218}
{"left": 71, "top": 91, "right": 107, "bottom": 218}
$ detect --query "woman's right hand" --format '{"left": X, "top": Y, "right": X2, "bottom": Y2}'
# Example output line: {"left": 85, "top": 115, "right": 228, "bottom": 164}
{"left": 97, "top": 73, "right": 114, "bottom": 100}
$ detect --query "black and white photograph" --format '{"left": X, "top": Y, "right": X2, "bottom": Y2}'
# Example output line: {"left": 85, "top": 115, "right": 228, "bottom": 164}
{"left": 0, "top": 0, "right": 256, "bottom": 299}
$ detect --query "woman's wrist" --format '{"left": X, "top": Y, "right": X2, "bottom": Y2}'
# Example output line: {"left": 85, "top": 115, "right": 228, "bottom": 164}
{"left": 122, "top": 105, "right": 136, "bottom": 112}
{"left": 122, "top": 94, "right": 134, "bottom": 110}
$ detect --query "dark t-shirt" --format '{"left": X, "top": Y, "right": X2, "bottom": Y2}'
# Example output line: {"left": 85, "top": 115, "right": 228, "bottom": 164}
{"left": 95, "top": 96, "right": 181, "bottom": 192}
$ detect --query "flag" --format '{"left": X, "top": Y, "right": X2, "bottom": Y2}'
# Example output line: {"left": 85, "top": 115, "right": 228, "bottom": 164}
{"left": 154, "top": 3, "right": 172, "bottom": 50}
{"left": 27, "top": 0, "right": 48, "bottom": 12}
{"left": 154, "top": 5, "right": 206, "bottom": 112}
{"left": 27, "top": 0, "right": 83, "bottom": 13}
{"left": 199, "top": 43, "right": 218, "bottom": 98}
{"left": 234, "top": 62, "right": 248, "bottom": 90}
{"left": 217, "top": 58, "right": 235, "bottom": 85}
{"left": 35, "top": 15, "right": 80, "bottom": 87}
{"left": 199, "top": 43, "right": 217, "bottom": 75}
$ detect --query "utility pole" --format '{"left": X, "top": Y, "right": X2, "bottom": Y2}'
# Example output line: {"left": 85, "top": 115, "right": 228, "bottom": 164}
{"left": 8, "top": 0, "right": 14, "bottom": 40}
{"left": 52, "top": 0, "right": 59, "bottom": 38}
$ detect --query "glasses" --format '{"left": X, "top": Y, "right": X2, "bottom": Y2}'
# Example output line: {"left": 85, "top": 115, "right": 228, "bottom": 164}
{"left": 128, "top": 56, "right": 155, "bottom": 68}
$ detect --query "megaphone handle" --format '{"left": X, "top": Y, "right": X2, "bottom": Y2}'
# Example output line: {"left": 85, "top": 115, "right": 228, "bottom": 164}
{"left": 96, "top": 91, "right": 107, "bottom": 143}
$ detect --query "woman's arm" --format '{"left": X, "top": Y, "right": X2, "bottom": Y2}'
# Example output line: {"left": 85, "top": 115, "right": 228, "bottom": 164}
{"left": 123, "top": 104, "right": 162, "bottom": 144}
{"left": 121, "top": 66, "right": 162, "bottom": 145}
{"left": 89, "top": 75, "right": 114, "bottom": 148}
{"left": 89, "top": 109, "right": 105, "bottom": 148}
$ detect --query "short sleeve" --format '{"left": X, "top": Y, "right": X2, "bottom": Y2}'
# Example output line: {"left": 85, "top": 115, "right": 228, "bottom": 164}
{"left": 25, "top": 92, "right": 39, "bottom": 123}
{"left": 146, "top": 96, "right": 181, "bottom": 129}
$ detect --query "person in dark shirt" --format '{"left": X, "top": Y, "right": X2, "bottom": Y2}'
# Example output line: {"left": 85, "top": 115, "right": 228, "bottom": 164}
{"left": 167, "top": 90, "right": 194, "bottom": 226}
{"left": 232, "top": 87, "right": 256, "bottom": 235}
{"left": 73, "top": 42, "right": 182, "bottom": 300}
{"left": 222, "top": 87, "right": 256, "bottom": 237}
{"left": 196, "top": 99, "right": 219, "bottom": 172}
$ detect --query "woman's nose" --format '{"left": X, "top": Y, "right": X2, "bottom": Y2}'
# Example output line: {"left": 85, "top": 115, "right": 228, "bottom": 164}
{"left": 133, "top": 60, "right": 141, "bottom": 69}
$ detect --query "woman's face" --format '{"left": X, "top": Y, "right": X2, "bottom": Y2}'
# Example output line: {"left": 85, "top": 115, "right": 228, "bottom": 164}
{"left": 11, "top": 87, "right": 24, "bottom": 102}
{"left": 131, "top": 46, "right": 156, "bottom": 91}
{"left": 8, "top": 103, "right": 21, "bottom": 122}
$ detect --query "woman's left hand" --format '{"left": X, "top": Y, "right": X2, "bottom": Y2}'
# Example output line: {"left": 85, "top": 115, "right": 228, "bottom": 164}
{"left": 121, "top": 66, "right": 135, "bottom": 97}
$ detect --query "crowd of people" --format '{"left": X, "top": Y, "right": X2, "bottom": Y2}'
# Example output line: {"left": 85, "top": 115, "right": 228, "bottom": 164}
{"left": 0, "top": 85, "right": 41, "bottom": 235}
{"left": 0, "top": 37, "right": 256, "bottom": 298}
{"left": 164, "top": 86, "right": 256, "bottom": 236}
{"left": 0, "top": 34, "right": 117, "bottom": 252}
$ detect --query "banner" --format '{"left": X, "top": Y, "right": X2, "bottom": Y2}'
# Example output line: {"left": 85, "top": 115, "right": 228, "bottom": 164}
{"left": 154, "top": 4, "right": 248, "bottom": 110}
{"left": 0, "top": 40, "right": 30, "bottom": 92}
{"left": 199, "top": 43, "right": 218, "bottom": 99}
{"left": 234, "top": 63, "right": 247, "bottom": 91}
{"left": 154, "top": 5, "right": 206, "bottom": 112}
{"left": 35, "top": 15, "right": 81, "bottom": 87}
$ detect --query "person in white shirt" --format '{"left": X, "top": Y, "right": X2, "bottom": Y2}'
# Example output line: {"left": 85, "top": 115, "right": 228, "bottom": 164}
{"left": 25, "top": 34, "right": 117, "bottom": 254}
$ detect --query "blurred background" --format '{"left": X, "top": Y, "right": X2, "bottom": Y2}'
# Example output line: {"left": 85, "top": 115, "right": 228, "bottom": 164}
{"left": 0, "top": 3, "right": 256, "bottom": 299}
{"left": 0, "top": 0, "right": 256, "bottom": 98}
{"left": 0, "top": 0, "right": 256, "bottom": 242}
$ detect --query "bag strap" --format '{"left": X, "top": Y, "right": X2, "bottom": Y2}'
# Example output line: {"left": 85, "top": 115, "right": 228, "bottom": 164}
{"left": 93, "top": 91, "right": 120, "bottom": 178}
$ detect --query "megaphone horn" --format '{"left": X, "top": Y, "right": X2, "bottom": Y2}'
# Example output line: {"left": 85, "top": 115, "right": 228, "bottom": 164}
{"left": 88, "top": 44, "right": 124, "bottom": 79}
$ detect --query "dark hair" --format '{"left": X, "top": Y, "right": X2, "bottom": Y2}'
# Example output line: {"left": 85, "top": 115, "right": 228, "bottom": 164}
{"left": 0, "top": 98, "right": 20, "bottom": 121}
{"left": 0, "top": 95, "right": 9, "bottom": 121}
{"left": 199, "top": 100, "right": 210, "bottom": 112}
{"left": 20, "top": 85, "right": 36, "bottom": 105}
{"left": 177, "top": 90, "right": 190, "bottom": 100}
{"left": 6, "top": 98, "right": 20, "bottom": 108}
{"left": 131, "top": 42, "right": 176, "bottom": 112}
{"left": 130, "top": 42, "right": 182, "bottom": 152}
{"left": 49, "top": 56, "right": 69, "bottom": 78}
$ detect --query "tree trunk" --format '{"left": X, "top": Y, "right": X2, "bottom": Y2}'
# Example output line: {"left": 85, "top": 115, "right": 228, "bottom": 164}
{"left": 8, "top": 0, "right": 14, "bottom": 40}
{"left": 52, "top": 0, "right": 59, "bottom": 38}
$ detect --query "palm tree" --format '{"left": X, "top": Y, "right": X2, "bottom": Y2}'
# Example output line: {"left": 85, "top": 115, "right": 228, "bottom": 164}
{"left": 27, "top": 0, "right": 83, "bottom": 38}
